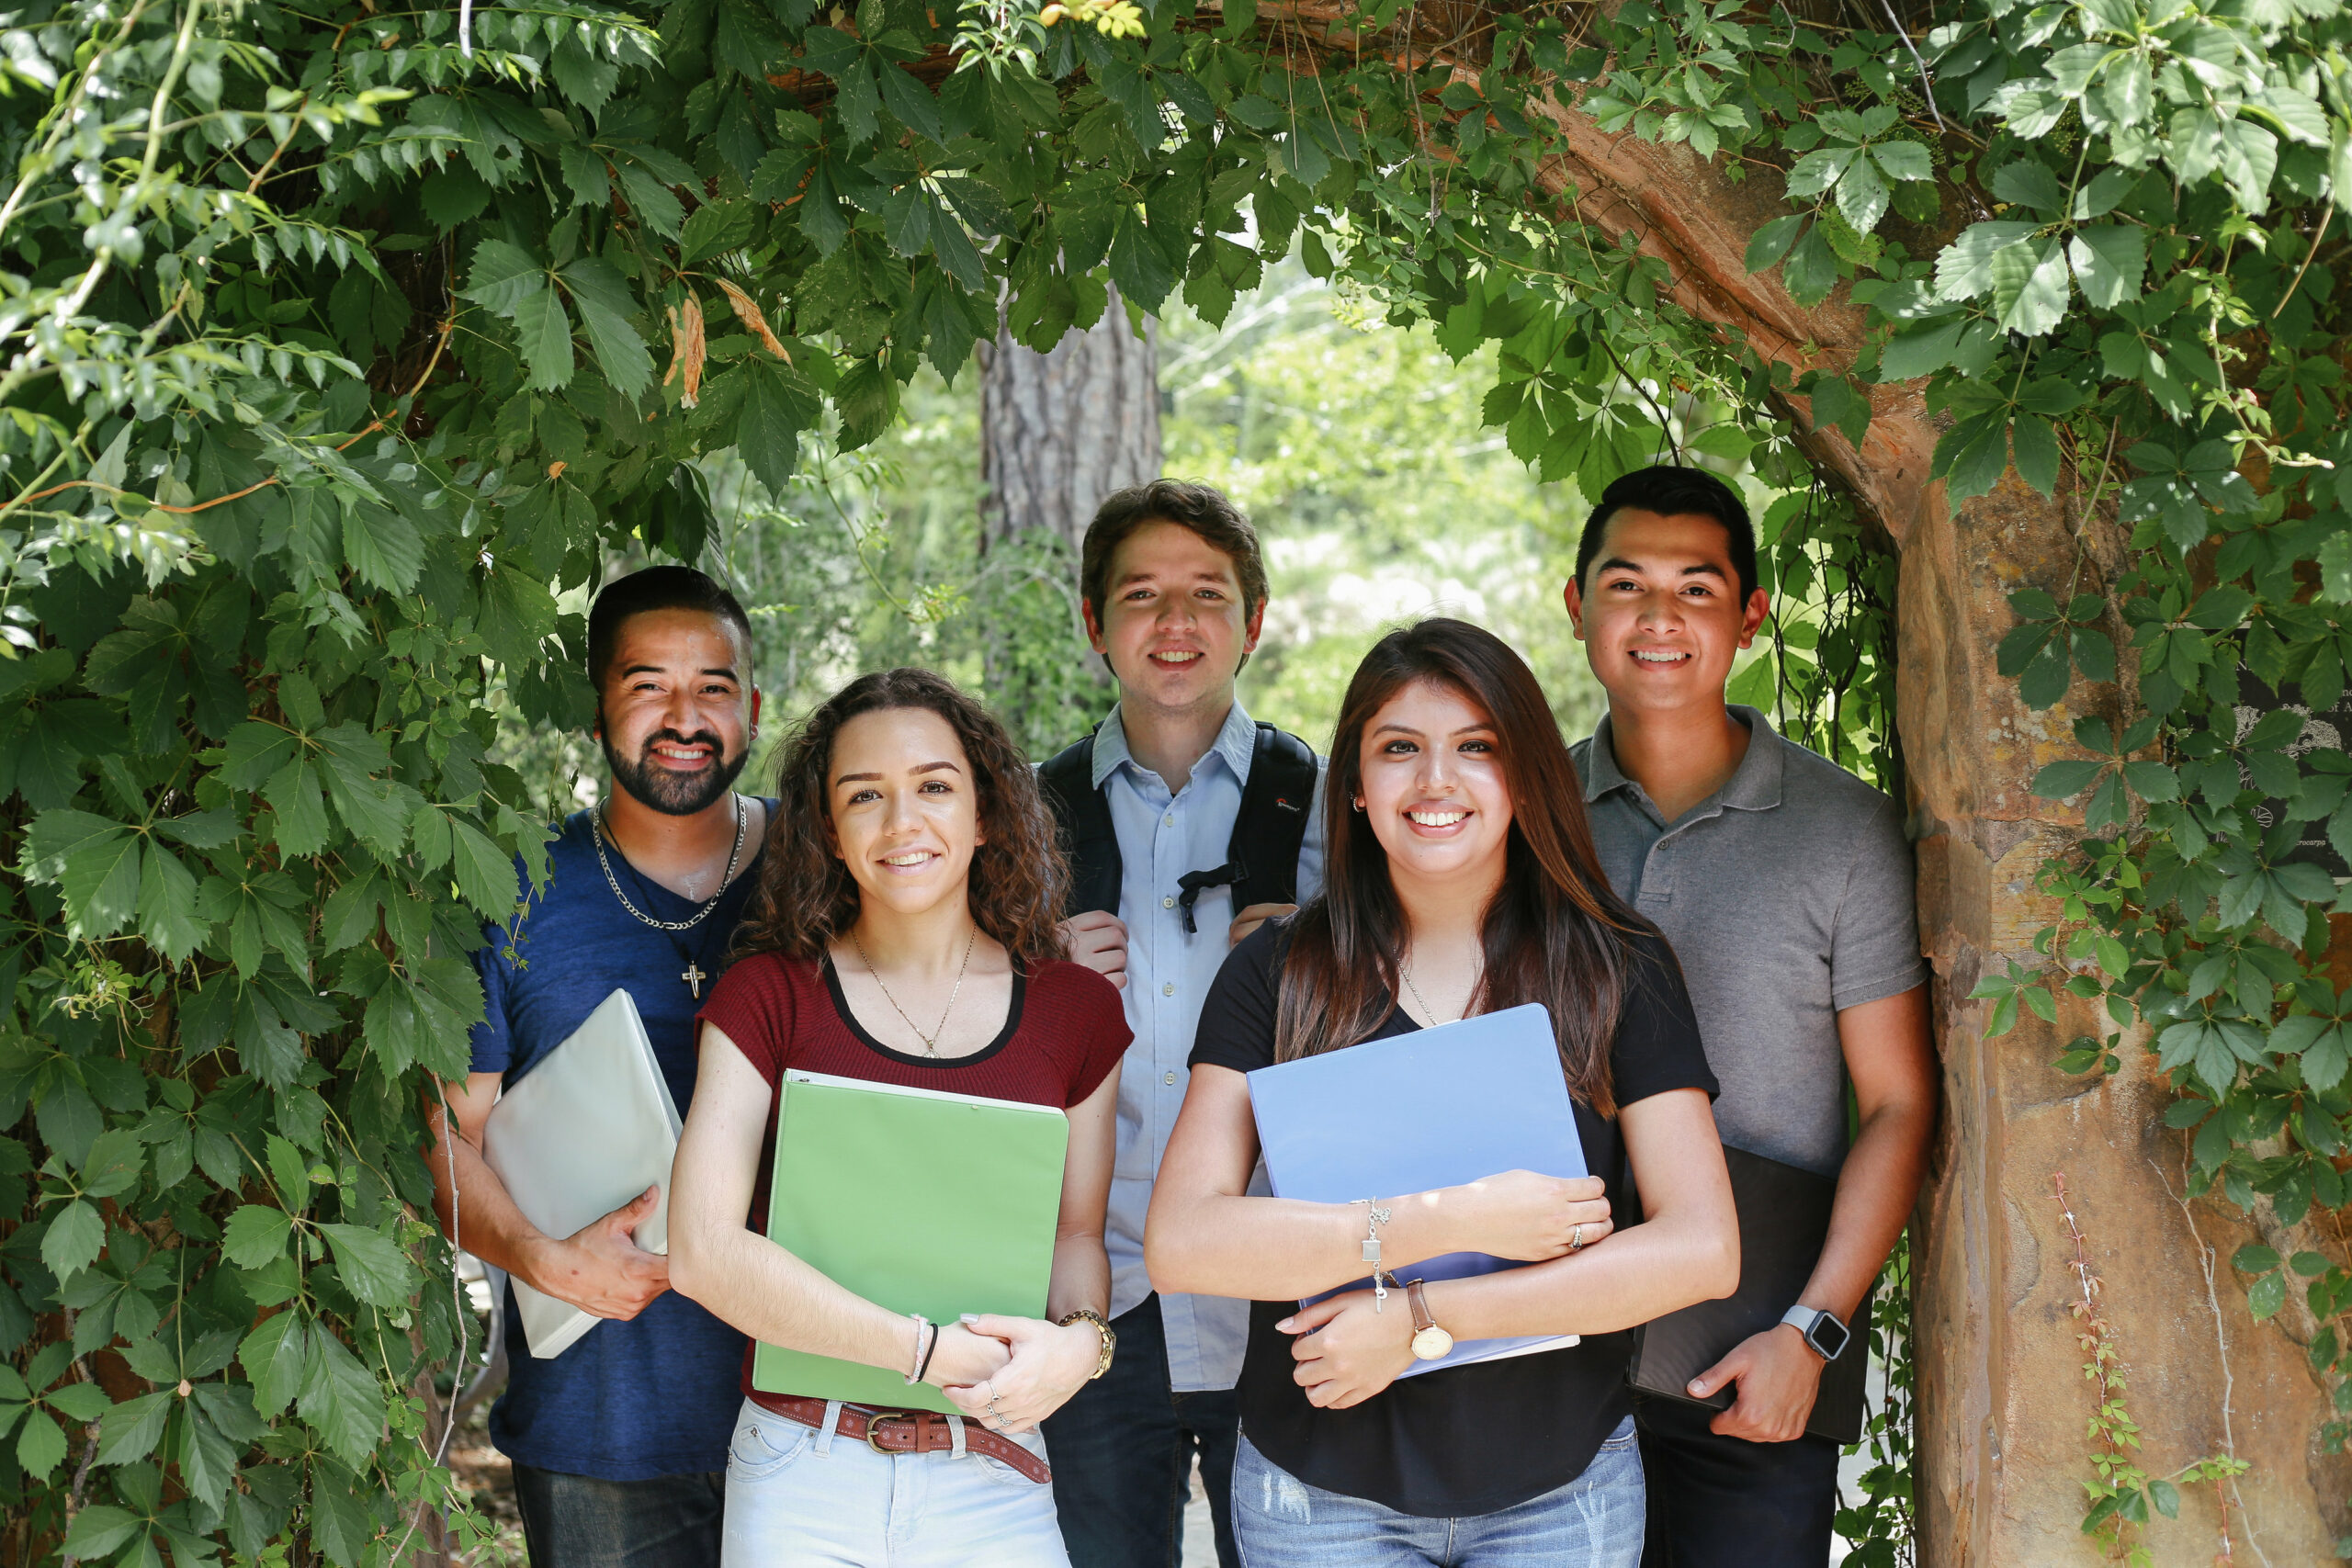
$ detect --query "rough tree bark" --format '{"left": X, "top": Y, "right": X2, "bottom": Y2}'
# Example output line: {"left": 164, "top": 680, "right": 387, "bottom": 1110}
{"left": 978, "top": 284, "right": 1164, "bottom": 559}
{"left": 975, "top": 284, "right": 1162, "bottom": 739}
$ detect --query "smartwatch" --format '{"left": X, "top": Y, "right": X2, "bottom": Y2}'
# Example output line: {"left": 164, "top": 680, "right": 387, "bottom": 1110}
{"left": 1779, "top": 1304, "right": 1850, "bottom": 1362}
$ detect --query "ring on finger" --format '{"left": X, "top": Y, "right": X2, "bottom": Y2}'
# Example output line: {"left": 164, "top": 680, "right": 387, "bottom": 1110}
{"left": 1568, "top": 1221, "right": 1586, "bottom": 1253}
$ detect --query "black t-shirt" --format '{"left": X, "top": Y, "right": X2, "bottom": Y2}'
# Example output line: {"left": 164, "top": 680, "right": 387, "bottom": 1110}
{"left": 1187, "top": 920, "right": 1717, "bottom": 1518}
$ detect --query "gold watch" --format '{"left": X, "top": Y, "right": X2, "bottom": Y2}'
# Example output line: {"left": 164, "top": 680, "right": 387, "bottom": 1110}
{"left": 1405, "top": 1280, "right": 1453, "bottom": 1361}
{"left": 1057, "top": 1309, "right": 1118, "bottom": 1379}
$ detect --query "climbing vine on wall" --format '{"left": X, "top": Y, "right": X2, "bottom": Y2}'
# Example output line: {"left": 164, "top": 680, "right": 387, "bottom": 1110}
{"left": 4, "top": 0, "right": 2346, "bottom": 1557}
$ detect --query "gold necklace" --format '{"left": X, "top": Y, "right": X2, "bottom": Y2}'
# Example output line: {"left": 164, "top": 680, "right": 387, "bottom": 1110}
{"left": 850, "top": 926, "right": 978, "bottom": 1056}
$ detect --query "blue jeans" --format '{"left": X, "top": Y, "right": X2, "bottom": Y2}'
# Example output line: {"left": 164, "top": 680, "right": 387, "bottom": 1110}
{"left": 510, "top": 1462, "right": 724, "bottom": 1568}
{"left": 1229, "top": 1417, "right": 1645, "bottom": 1568}
{"left": 718, "top": 1396, "right": 1070, "bottom": 1567}
{"left": 1041, "top": 1295, "right": 1241, "bottom": 1568}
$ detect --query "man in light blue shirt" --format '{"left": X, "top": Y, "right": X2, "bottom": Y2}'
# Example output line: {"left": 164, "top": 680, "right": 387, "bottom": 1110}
{"left": 1040, "top": 480, "right": 1326, "bottom": 1568}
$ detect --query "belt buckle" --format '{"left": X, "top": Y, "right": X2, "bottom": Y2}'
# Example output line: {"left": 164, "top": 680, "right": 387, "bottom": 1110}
{"left": 862, "top": 1409, "right": 922, "bottom": 1456}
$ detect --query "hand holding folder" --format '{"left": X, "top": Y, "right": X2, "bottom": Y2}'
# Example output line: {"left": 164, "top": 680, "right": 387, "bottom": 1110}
{"left": 751, "top": 1071, "right": 1070, "bottom": 1415}
{"left": 1245, "top": 1003, "right": 1590, "bottom": 1375}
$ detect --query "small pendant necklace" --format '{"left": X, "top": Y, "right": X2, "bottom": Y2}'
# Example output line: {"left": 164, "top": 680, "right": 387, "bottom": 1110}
{"left": 851, "top": 926, "right": 978, "bottom": 1056}
{"left": 594, "top": 795, "right": 748, "bottom": 997}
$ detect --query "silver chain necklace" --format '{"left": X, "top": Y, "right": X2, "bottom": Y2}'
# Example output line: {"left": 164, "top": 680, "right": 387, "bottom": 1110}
{"left": 594, "top": 793, "right": 748, "bottom": 933}
{"left": 851, "top": 925, "right": 978, "bottom": 1057}
{"left": 1399, "top": 954, "right": 1477, "bottom": 1025}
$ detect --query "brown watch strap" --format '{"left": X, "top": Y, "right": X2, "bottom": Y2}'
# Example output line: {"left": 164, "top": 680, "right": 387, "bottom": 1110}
{"left": 1406, "top": 1278, "right": 1438, "bottom": 1334}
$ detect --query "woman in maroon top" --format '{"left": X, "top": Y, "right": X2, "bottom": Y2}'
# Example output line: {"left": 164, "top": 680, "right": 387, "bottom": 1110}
{"left": 668, "top": 668, "right": 1129, "bottom": 1568}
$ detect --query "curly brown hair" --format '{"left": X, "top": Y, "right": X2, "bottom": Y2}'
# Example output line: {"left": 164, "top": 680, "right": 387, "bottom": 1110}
{"left": 734, "top": 668, "right": 1070, "bottom": 971}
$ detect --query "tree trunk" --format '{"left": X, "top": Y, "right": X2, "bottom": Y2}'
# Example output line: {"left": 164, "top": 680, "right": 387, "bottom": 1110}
{"left": 975, "top": 285, "right": 1162, "bottom": 753}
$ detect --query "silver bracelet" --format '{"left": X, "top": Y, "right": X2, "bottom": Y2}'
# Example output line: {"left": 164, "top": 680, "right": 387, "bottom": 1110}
{"left": 904, "top": 1314, "right": 931, "bottom": 1384}
{"left": 1352, "top": 1199, "right": 1393, "bottom": 1312}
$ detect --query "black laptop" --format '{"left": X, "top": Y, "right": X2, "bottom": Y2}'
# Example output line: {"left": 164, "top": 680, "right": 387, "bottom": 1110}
{"left": 1625, "top": 1144, "right": 1873, "bottom": 1446}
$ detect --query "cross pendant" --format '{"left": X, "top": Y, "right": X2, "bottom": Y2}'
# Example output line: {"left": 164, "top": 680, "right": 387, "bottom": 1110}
{"left": 682, "top": 961, "right": 708, "bottom": 998}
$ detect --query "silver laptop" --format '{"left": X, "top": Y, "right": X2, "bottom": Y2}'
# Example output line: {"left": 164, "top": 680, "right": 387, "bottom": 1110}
{"left": 481, "top": 988, "right": 683, "bottom": 1359}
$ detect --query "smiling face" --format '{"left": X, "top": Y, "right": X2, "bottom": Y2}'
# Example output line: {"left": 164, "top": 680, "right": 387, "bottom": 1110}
{"left": 1083, "top": 520, "right": 1265, "bottom": 718}
{"left": 597, "top": 608, "right": 759, "bottom": 816}
{"left": 1355, "top": 679, "right": 1515, "bottom": 894}
{"left": 1565, "top": 508, "right": 1770, "bottom": 717}
{"left": 827, "top": 705, "right": 984, "bottom": 919}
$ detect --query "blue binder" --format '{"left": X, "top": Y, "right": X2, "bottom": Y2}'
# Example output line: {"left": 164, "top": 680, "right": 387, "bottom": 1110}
{"left": 1244, "top": 1003, "right": 1589, "bottom": 1375}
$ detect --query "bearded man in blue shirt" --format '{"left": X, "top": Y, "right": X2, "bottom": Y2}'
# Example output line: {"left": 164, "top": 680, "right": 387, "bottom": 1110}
{"left": 427, "top": 567, "right": 776, "bottom": 1568}
{"left": 1040, "top": 480, "right": 1327, "bottom": 1568}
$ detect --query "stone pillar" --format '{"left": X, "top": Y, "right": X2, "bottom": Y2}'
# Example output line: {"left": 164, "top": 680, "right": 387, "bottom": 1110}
{"left": 1902, "top": 475, "right": 2347, "bottom": 1564}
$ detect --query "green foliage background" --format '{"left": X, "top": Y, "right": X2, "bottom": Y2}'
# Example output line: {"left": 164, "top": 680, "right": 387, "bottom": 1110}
{"left": 0, "top": 0, "right": 2344, "bottom": 1556}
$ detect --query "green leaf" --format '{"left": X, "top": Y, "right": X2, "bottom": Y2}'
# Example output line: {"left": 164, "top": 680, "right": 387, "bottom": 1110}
{"left": 512, "top": 287, "right": 576, "bottom": 392}
{"left": 240, "top": 1311, "right": 308, "bottom": 1416}
{"left": 2067, "top": 225, "right": 2146, "bottom": 309}
{"left": 2319, "top": 530, "right": 2352, "bottom": 603}
{"left": 1781, "top": 222, "right": 1838, "bottom": 308}
{"left": 1934, "top": 221, "right": 2041, "bottom": 301}
{"left": 681, "top": 199, "right": 758, "bottom": 265}
{"left": 95, "top": 1390, "right": 172, "bottom": 1464}
{"left": 137, "top": 840, "right": 205, "bottom": 962}
{"left": 2031, "top": 760, "right": 2107, "bottom": 798}
{"left": 1991, "top": 239, "right": 2070, "bottom": 336}
{"left": 1871, "top": 140, "right": 1933, "bottom": 181}
{"left": 462, "top": 240, "right": 549, "bottom": 316}
{"left": 319, "top": 1223, "right": 418, "bottom": 1308}
{"left": 78, "top": 1125, "right": 143, "bottom": 1199}
{"left": 221, "top": 1204, "right": 294, "bottom": 1269}
{"left": 15, "top": 1408, "right": 63, "bottom": 1479}
{"left": 2012, "top": 415, "right": 2060, "bottom": 497}
{"left": 1107, "top": 211, "right": 1178, "bottom": 311}
{"left": 24, "top": 809, "right": 141, "bottom": 938}
{"left": 298, "top": 1327, "right": 387, "bottom": 1462}
{"left": 562, "top": 256, "right": 655, "bottom": 400}
{"left": 1745, "top": 213, "right": 1807, "bottom": 274}
{"left": 2249, "top": 1269, "right": 2288, "bottom": 1319}
{"left": 1834, "top": 152, "right": 1890, "bottom": 233}
{"left": 219, "top": 721, "right": 301, "bottom": 789}
{"left": 41, "top": 1199, "right": 104, "bottom": 1280}
{"left": 59, "top": 1504, "right": 141, "bottom": 1557}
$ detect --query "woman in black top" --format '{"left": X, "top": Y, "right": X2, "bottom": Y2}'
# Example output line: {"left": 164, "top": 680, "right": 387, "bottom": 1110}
{"left": 1145, "top": 619, "right": 1737, "bottom": 1567}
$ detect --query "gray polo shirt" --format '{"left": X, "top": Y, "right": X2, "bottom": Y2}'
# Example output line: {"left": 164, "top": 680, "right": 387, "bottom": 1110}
{"left": 1569, "top": 706, "right": 1926, "bottom": 1177}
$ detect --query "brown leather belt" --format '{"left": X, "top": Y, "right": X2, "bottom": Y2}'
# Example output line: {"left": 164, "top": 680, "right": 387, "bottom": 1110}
{"left": 748, "top": 1393, "right": 1052, "bottom": 1484}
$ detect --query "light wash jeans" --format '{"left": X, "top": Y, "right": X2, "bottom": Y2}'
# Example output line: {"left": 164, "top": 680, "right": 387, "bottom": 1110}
{"left": 1229, "top": 1416, "right": 1645, "bottom": 1568}
{"left": 718, "top": 1397, "right": 1071, "bottom": 1568}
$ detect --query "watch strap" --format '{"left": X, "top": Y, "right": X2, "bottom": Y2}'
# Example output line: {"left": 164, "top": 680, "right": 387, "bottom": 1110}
{"left": 1405, "top": 1279, "right": 1438, "bottom": 1335}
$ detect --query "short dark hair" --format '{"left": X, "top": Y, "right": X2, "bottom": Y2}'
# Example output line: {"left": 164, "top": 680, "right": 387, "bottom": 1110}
{"left": 586, "top": 565, "right": 753, "bottom": 693}
{"left": 1080, "top": 479, "right": 1271, "bottom": 628}
{"left": 1574, "top": 466, "right": 1758, "bottom": 604}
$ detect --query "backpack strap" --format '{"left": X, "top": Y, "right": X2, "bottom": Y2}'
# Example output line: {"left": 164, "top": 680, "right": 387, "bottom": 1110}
{"left": 1172, "top": 723, "right": 1319, "bottom": 934}
{"left": 1037, "top": 728, "right": 1124, "bottom": 919}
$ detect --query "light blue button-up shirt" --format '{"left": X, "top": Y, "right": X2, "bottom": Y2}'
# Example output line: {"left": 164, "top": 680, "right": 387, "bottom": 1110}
{"left": 1091, "top": 699, "right": 1327, "bottom": 1392}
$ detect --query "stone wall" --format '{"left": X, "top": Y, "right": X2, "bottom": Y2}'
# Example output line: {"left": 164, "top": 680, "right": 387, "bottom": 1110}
{"left": 1901, "top": 473, "right": 2348, "bottom": 1565}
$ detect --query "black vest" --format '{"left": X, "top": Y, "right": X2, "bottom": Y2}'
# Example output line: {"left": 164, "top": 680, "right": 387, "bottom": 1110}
{"left": 1037, "top": 721, "right": 1318, "bottom": 933}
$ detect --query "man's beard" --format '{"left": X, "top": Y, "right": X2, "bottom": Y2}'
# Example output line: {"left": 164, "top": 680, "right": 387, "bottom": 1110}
{"left": 602, "top": 728, "right": 750, "bottom": 817}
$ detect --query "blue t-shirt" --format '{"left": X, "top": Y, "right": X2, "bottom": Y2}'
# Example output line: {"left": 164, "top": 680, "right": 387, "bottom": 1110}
{"left": 469, "top": 802, "right": 774, "bottom": 1481}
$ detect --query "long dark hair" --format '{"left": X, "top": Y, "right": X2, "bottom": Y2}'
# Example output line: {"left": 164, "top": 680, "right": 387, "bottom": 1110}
{"left": 736, "top": 668, "right": 1069, "bottom": 971}
{"left": 1274, "top": 619, "right": 1651, "bottom": 1114}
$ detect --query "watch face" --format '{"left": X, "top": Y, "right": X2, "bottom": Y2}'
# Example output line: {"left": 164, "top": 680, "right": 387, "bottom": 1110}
{"left": 1410, "top": 1325, "right": 1454, "bottom": 1361}
{"left": 1807, "top": 1314, "right": 1850, "bottom": 1361}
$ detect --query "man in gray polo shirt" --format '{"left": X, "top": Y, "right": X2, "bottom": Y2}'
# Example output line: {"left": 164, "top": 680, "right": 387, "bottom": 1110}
{"left": 1564, "top": 465, "right": 1937, "bottom": 1568}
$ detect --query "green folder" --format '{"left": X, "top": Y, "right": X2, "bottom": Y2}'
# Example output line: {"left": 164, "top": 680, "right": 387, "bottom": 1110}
{"left": 750, "top": 1069, "right": 1070, "bottom": 1414}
